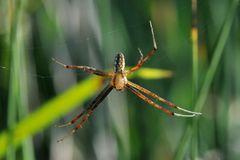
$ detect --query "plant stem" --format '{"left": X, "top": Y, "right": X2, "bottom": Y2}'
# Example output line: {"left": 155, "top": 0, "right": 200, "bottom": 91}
{"left": 175, "top": 0, "right": 239, "bottom": 158}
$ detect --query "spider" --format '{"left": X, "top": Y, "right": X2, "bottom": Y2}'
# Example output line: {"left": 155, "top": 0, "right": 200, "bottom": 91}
{"left": 53, "top": 21, "right": 201, "bottom": 142}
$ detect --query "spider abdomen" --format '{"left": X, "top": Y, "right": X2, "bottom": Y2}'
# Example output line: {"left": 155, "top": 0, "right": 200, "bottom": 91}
{"left": 114, "top": 53, "right": 125, "bottom": 73}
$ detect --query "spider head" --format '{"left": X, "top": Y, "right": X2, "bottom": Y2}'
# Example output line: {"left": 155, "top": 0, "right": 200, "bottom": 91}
{"left": 114, "top": 53, "right": 125, "bottom": 73}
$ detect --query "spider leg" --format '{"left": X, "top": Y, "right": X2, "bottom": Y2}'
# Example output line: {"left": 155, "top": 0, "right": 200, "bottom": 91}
{"left": 56, "top": 84, "right": 113, "bottom": 128}
{"left": 57, "top": 84, "right": 113, "bottom": 142}
{"left": 55, "top": 110, "right": 85, "bottom": 128}
{"left": 126, "top": 84, "right": 198, "bottom": 117}
{"left": 52, "top": 58, "right": 112, "bottom": 77}
{"left": 127, "top": 81, "right": 201, "bottom": 115}
{"left": 126, "top": 84, "right": 173, "bottom": 116}
{"left": 127, "top": 21, "right": 157, "bottom": 74}
{"left": 136, "top": 48, "right": 144, "bottom": 65}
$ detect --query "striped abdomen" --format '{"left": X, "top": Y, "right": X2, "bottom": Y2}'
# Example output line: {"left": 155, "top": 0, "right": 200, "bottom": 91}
{"left": 111, "top": 53, "right": 127, "bottom": 90}
{"left": 114, "top": 53, "right": 125, "bottom": 73}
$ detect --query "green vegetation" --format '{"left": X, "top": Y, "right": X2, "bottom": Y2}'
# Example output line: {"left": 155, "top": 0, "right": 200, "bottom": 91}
{"left": 0, "top": 0, "right": 239, "bottom": 159}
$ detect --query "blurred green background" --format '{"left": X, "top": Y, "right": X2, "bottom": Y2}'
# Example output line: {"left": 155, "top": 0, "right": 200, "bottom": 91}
{"left": 0, "top": 0, "right": 240, "bottom": 159}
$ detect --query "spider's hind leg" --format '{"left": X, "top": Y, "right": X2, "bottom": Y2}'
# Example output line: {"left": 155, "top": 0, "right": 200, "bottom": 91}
{"left": 55, "top": 110, "right": 86, "bottom": 128}
{"left": 127, "top": 81, "right": 202, "bottom": 116}
{"left": 56, "top": 85, "right": 113, "bottom": 142}
{"left": 57, "top": 110, "right": 94, "bottom": 143}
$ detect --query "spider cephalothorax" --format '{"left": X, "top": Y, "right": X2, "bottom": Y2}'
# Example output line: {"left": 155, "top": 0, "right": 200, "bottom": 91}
{"left": 53, "top": 21, "right": 201, "bottom": 142}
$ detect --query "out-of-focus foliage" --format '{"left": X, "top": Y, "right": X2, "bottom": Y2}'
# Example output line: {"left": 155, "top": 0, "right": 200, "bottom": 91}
{"left": 0, "top": 0, "right": 240, "bottom": 160}
{"left": 0, "top": 67, "right": 171, "bottom": 158}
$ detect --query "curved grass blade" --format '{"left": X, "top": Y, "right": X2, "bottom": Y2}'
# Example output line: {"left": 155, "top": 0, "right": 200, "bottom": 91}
{"left": 0, "top": 76, "right": 103, "bottom": 158}
{"left": 0, "top": 66, "right": 168, "bottom": 158}
{"left": 175, "top": 0, "right": 239, "bottom": 158}
{"left": 129, "top": 67, "right": 173, "bottom": 79}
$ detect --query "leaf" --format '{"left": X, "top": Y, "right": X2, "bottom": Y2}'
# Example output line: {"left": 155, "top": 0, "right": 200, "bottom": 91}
{"left": 0, "top": 67, "right": 171, "bottom": 158}
{"left": 0, "top": 76, "right": 103, "bottom": 158}
{"left": 130, "top": 68, "right": 173, "bottom": 79}
{"left": 174, "top": 0, "right": 239, "bottom": 158}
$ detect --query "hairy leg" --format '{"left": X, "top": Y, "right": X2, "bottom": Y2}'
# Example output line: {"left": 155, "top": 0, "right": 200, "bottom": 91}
{"left": 52, "top": 58, "right": 112, "bottom": 77}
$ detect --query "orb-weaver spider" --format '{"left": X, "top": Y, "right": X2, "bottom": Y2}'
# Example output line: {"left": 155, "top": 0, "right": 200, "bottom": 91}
{"left": 53, "top": 21, "right": 201, "bottom": 142}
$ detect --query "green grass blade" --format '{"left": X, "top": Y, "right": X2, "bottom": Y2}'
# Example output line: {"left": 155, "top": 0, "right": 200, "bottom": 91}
{"left": 191, "top": 0, "right": 199, "bottom": 100}
{"left": 0, "top": 76, "right": 103, "bottom": 159}
{"left": 0, "top": 66, "right": 167, "bottom": 158}
{"left": 175, "top": 0, "right": 239, "bottom": 158}
{"left": 129, "top": 67, "right": 173, "bottom": 79}
{"left": 191, "top": 0, "right": 199, "bottom": 159}
{"left": 6, "top": 0, "right": 36, "bottom": 159}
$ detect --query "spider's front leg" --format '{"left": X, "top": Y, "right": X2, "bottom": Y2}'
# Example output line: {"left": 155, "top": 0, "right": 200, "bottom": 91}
{"left": 52, "top": 58, "right": 112, "bottom": 77}
{"left": 127, "top": 21, "right": 158, "bottom": 74}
